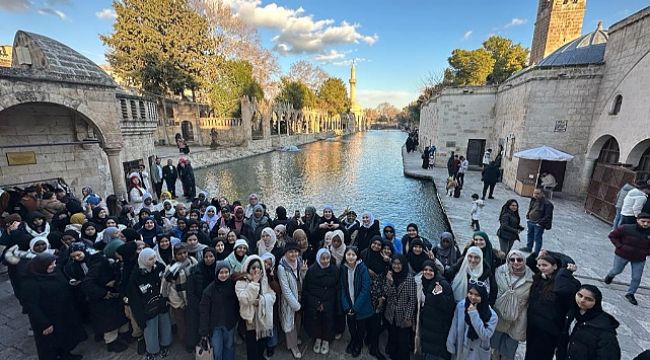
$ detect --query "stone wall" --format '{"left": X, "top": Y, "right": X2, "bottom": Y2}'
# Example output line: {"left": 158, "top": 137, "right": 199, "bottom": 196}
{"left": 493, "top": 65, "right": 604, "bottom": 195}
{"left": 587, "top": 6, "right": 650, "bottom": 165}
{"left": 419, "top": 86, "right": 497, "bottom": 166}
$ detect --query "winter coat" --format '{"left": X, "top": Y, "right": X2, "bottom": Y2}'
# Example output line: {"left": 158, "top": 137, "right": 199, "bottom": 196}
{"left": 481, "top": 165, "right": 499, "bottom": 184}
{"left": 199, "top": 279, "right": 239, "bottom": 335}
{"left": 383, "top": 272, "right": 417, "bottom": 327}
{"left": 608, "top": 224, "right": 650, "bottom": 262}
{"left": 37, "top": 198, "right": 66, "bottom": 221}
{"left": 615, "top": 183, "right": 635, "bottom": 209}
{"left": 126, "top": 262, "right": 168, "bottom": 329}
{"left": 416, "top": 273, "right": 455, "bottom": 358}
{"left": 355, "top": 220, "right": 381, "bottom": 251}
{"left": 277, "top": 259, "right": 305, "bottom": 332}
{"left": 621, "top": 188, "right": 648, "bottom": 217}
{"left": 526, "top": 197, "right": 554, "bottom": 230}
{"left": 81, "top": 254, "right": 129, "bottom": 334}
{"left": 161, "top": 257, "right": 198, "bottom": 309}
{"left": 446, "top": 300, "right": 497, "bottom": 360}
{"left": 186, "top": 261, "right": 215, "bottom": 347}
{"left": 497, "top": 210, "right": 523, "bottom": 241}
{"left": 493, "top": 264, "right": 533, "bottom": 341}
{"left": 302, "top": 262, "right": 339, "bottom": 338}
{"left": 557, "top": 311, "right": 621, "bottom": 360}
{"left": 22, "top": 271, "right": 88, "bottom": 359}
{"left": 340, "top": 261, "right": 373, "bottom": 320}
{"left": 527, "top": 267, "right": 580, "bottom": 336}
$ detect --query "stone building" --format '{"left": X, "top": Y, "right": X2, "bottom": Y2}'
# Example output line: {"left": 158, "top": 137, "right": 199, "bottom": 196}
{"left": 0, "top": 31, "right": 157, "bottom": 199}
{"left": 530, "top": 0, "right": 585, "bottom": 65}
{"left": 419, "top": 3, "right": 650, "bottom": 221}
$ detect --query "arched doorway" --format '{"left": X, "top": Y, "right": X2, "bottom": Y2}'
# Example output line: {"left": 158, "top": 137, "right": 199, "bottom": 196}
{"left": 627, "top": 139, "right": 650, "bottom": 183}
{"left": 181, "top": 120, "right": 194, "bottom": 142}
{"left": 597, "top": 137, "right": 620, "bottom": 164}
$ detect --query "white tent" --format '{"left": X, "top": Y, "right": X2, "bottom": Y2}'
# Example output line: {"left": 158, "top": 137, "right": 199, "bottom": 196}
{"left": 514, "top": 145, "right": 574, "bottom": 161}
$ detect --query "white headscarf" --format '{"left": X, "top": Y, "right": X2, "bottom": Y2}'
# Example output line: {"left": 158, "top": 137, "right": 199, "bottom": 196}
{"left": 451, "top": 246, "right": 484, "bottom": 301}
{"left": 361, "top": 211, "right": 375, "bottom": 229}
{"left": 329, "top": 229, "right": 346, "bottom": 265}
{"left": 138, "top": 248, "right": 157, "bottom": 271}
{"left": 202, "top": 206, "right": 219, "bottom": 231}
{"left": 257, "top": 227, "right": 277, "bottom": 255}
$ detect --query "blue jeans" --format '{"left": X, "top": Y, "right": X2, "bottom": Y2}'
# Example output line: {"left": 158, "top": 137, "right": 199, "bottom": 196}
{"left": 527, "top": 221, "right": 545, "bottom": 253}
{"left": 210, "top": 326, "right": 235, "bottom": 360}
{"left": 612, "top": 209, "right": 623, "bottom": 229}
{"left": 144, "top": 312, "right": 173, "bottom": 354}
{"left": 607, "top": 254, "right": 646, "bottom": 295}
{"left": 266, "top": 326, "right": 278, "bottom": 348}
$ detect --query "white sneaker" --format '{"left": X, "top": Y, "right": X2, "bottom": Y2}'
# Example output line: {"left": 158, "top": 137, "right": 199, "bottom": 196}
{"left": 334, "top": 333, "right": 342, "bottom": 340}
{"left": 313, "top": 339, "right": 322, "bottom": 353}
{"left": 320, "top": 341, "right": 329, "bottom": 355}
{"left": 297, "top": 338, "right": 302, "bottom": 345}
{"left": 290, "top": 347, "right": 302, "bottom": 359}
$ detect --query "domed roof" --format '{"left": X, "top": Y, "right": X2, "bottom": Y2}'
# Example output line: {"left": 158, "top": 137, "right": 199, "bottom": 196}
{"left": 537, "top": 22, "right": 608, "bottom": 67}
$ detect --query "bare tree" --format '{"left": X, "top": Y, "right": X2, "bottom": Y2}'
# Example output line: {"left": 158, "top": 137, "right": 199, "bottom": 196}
{"left": 286, "top": 60, "right": 330, "bottom": 92}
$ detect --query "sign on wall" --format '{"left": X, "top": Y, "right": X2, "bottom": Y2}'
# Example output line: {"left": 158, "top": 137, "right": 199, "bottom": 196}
{"left": 554, "top": 120, "right": 568, "bottom": 132}
{"left": 6, "top": 151, "right": 37, "bottom": 165}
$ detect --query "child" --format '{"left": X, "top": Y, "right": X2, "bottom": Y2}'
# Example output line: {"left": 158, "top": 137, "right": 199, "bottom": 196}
{"left": 470, "top": 194, "right": 484, "bottom": 231}
{"left": 446, "top": 176, "right": 458, "bottom": 197}
{"left": 428, "top": 153, "right": 435, "bottom": 169}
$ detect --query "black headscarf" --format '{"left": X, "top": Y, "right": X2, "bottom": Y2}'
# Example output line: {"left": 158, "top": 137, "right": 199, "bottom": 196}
{"left": 29, "top": 253, "right": 58, "bottom": 276}
{"left": 407, "top": 239, "right": 428, "bottom": 273}
{"left": 121, "top": 228, "right": 140, "bottom": 242}
{"left": 574, "top": 284, "right": 604, "bottom": 323}
{"left": 420, "top": 260, "right": 437, "bottom": 295}
{"left": 464, "top": 282, "right": 492, "bottom": 340}
{"left": 214, "top": 261, "right": 232, "bottom": 289}
{"left": 81, "top": 222, "right": 98, "bottom": 243}
{"left": 391, "top": 254, "right": 409, "bottom": 287}
{"left": 200, "top": 247, "right": 218, "bottom": 290}
{"left": 363, "top": 236, "right": 388, "bottom": 274}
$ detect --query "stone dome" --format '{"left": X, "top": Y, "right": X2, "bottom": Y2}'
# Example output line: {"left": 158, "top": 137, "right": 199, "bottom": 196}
{"left": 537, "top": 22, "right": 608, "bottom": 67}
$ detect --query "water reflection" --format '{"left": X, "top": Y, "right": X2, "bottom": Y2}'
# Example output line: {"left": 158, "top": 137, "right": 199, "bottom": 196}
{"left": 195, "top": 130, "right": 450, "bottom": 242}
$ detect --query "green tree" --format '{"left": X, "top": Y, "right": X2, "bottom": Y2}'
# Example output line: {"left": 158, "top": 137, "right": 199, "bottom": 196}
{"left": 276, "top": 79, "right": 317, "bottom": 110}
{"left": 101, "top": 0, "right": 217, "bottom": 94}
{"left": 209, "top": 60, "right": 263, "bottom": 117}
{"left": 483, "top": 36, "right": 528, "bottom": 84}
{"left": 445, "top": 48, "right": 495, "bottom": 86}
{"left": 317, "top": 78, "right": 349, "bottom": 115}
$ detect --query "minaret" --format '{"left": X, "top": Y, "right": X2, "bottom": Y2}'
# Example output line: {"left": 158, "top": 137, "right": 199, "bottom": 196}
{"left": 349, "top": 61, "right": 358, "bottom": 109}
{"left": 529, "top": 0, "right": 586, "bottom": 65}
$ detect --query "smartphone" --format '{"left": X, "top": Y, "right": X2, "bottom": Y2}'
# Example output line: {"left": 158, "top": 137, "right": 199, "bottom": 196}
{"left": 294, "top": 210, "right": 300, "bottom": 219}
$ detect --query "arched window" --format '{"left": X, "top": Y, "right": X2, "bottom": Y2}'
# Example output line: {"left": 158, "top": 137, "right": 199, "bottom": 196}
{"left": 610, "top": 95, "right": 622, "bottom": 115}
{"left": 597, "top": 137, "right": 620, "bottom": 164}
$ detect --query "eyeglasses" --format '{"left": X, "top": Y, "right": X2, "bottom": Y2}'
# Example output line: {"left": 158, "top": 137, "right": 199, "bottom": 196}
{"left": 509, "top": 257, "right": 524, "bottom": 263}
{"left": 469, "top": 279, "right": 487, "bottom": 287}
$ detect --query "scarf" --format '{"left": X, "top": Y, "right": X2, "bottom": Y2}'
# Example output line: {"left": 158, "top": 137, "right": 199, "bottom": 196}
{"left": 452, "top": 246, "right": 484, "bottom": 301}
{"left": 163, "top": 200, "right": 175, "bottom": 219}
{"left": 464, "top": 282, "right": 492, "bottom": 340}
{"left": 436, "top": 232, "right": 459, "bottom": 267}
{"left": 225, "top": 241, "right": 249, "bottom": 272}
{"left": 257, "top": 227, "right": 277, "bottom": 256}
{"left": 201, "top": 206, "right": 219, "bottom": 231}
{"left": 329, "top": 241, "right": 346, "bottom": 266}
{"left": 247, "top": 204, "right": 266, "bottom": 229}
{"left": 26, "top": 221, "right": 51, "bottom": 238}
{"left": 361, "top": 211, "right": 375, "bottom": 229}
{"left": 407, "top": 239, "right": 428, "bottom": 273}
{"left": 316, "top": 248, "right": 331, "bottom": 269}
{"left": 186, "top": 241, "right": 207, "bottom": 259}
{"left": 281, "top": 253, "right": 300, "bottom": 273}
{"left": 363, "top": 237, "right": 388, "bottom": 274}
{"left": 507, "top": 249, "right": 527, "bottom": 277}
{"left": 391, "top": 254, "right": 409, "bottom": 287}
{"left": 233, "top": 206, "right": 245, "bottom": 232}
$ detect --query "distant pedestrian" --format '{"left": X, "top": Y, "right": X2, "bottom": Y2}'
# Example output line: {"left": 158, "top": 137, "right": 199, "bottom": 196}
{"left": 162, "top": 159, "right": 177, "bottom": 199}
{"left": 456, "top": 156, "right": 468, "bottom": 188}
{"left": 447, "top": 151, "right": 455, "bottom": 177}
{"left": 497, "top": 199, "right": 525, "bottom": 253}
{"left": 482, "top": 148, "right": 492, "bottom": 168}
{"left": 481, "top": 162, "right": 499, "bottom": 200}
{"left": 612, "top": 183, "right": 635, "bottom": 229}
{"left": 604, "top": 212, "right": 650, "bottom": 306}
{"left": 520, "top": 188, "right": 553, "bottom": 254}
{"left": 150, "top": 157, "right": 163, "bottom": 200}
{"left": 428, "top": 153, "right": 435, "bottom": 169}
{"left": 421, "top": 146, "right": 430, "bottom": 169}
{"left": 620, "top": 183, "right": 650, "bottom": 225}
{"left": 470, "top": 194, "right": 484, "bottom": 231}
{"left": 178, "top": 158, "right": 196, "bottom": 200}
{"left": 175, "top": 133, "right": 190, "bottom": 154}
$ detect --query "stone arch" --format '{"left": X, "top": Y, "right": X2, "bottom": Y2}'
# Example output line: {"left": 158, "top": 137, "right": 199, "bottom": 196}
{"left": 586, "top": 134, "right": 619, "bottom": 161}
{"left": 626, "top": 138, "right": 650, "bottom": 167}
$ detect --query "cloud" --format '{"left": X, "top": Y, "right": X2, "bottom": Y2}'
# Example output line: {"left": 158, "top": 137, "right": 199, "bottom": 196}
{"left": 224, "top": 0, "right": 378, "bottom": 55}
{"left": 314, "top": 49, "right": 345, "bottom": 63}
{"left": 505, "top": 18, "right": 527, "bottom": 28}
{"left": 95, "top": 8, "right": 116, "bottom": 19}
{"left": 0, "top": 0, "right": 31, "bottom": 11}
{"left": 463, "top": 30, "right": 473, "bottom": 40}
{"left": 357, "top": 89, "right": 419, "bottom": 109}
{"left": 37, "top": 7, "right": 66, "bottom": 20}
{"left": 332, "top": 57, "right": 368, "bottom": 67}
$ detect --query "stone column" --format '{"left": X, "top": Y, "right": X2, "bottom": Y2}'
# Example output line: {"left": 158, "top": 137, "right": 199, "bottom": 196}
{"left": 103, "top": 146, "right": 126, "bottom": 199}
{"left": 580, "top": 157, "right": 597, "bottom": 194}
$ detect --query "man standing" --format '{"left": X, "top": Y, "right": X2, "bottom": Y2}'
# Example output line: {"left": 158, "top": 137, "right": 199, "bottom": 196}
{"left": 620, "top": 183, "right": 650, "bottom": 225}
{"left": 456, "top": 156, "right": 468, "bottom": 188}
{"left": 162, "top": 159, "right": 178, "bottom": 198}
{"left": 604, "top": 212, "right": 650, "bottom": 305}
{"left": 150, "top": 157, "right": 163, "bottom": 200}
{"left": 138, "top": 164, "right": 149, "bottom": 191}
{"left": 521, "top": 188, "right": 553, "bottom": 253}
{"left": 446, "top": 151, "right": 455, "bottom": 177}
{"left": 481, "top": 162, "right": 499, "bottom": 200}
{"left": 482, "top": 148, "right": 492, "bottom": 168}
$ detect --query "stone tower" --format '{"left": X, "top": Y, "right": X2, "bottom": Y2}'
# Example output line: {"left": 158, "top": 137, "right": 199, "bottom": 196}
{"left": 349, "top": 62, "right": 359, "bottom": 109}
{"left": 529, "top": 0, "right": 586, "bottom": 65}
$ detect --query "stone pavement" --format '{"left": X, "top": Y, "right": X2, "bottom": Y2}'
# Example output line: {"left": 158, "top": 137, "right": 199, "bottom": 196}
{"left": 403, "top": 148, "right": 650, "bottom": 358}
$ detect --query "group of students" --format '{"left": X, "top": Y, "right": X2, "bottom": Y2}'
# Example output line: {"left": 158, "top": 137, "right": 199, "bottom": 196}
{"left": 0, "top": 186, "right": 632, "bottom": 360}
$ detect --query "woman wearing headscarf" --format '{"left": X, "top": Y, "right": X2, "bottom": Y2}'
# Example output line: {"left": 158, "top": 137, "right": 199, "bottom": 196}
{"left": 303, "top": 248, "right": 339, "bottom": 355}
{"left": 274, "top": 224, "right": 290, "bottom": 248}
{"left": 446, "top": 281, "right": 498, "bottom": 360}
{"left": 246, "top": 204, "right": 271, "bottom": 245}
{"left": 91, "top": 207, "right": 108, "bottom": 232}
{"left": 201, "top": 205, "right": 219, "bottom": 232}
{"left": 362, "top": 236, "right": 391, "bottom": 359}
{"left": 340, "top": 246, "right": 373, "bottom": 358}
{"left": 22, "top": 253, "right": 87, "bottom": 360}
{"left": 293, "top": 228, "right": 316, "bottom": 267}
{"left": 434, "top": 232, "right": 461, "bottom": 271}
{"left": 447, "top": 246, "right": 497, "bottom": 305}
{"left": 381, "top": 222, "right": 402, "bottom": 255}
{"left": 138, "top": 217, "right": 160, "bottom": 248}
{"left": 317, "top": 205, "right": 341, "bottom": 244}
{"left": 126, "top": 248, "right": 172, "bottom": 360}
{"left": 244, "top": 193, "right": 261, "bottom": 219}
{"left": 153, "top": 232, "right": 179, "bottom": 266}
{"left": 177, "top": 158, "right": 196, "bottom": 200}
{"left": 355, "top": 211, "right": 380, "bottom": 252}
{"left": 462, "top": 231, "right": 505, "bottom": 277}
{"left": 199, "top": 261, "right": 239, "bottom": 360}
{"left": 525, "top": 251, "right": 580, "bottom": 360}
{"left": 415, "top": 260, "right": 455, "bottom": 359}
{"left": 491, "top": 250, "right": 533, "bottom": 360}
{"left": 497, "top": 200, "right": 524, "bottom": 253}
{"left": 128, "top": 173, "right": 146, "bottom": 213}
{"left": 278, "top": 242, "right": 308, "bottom": 358}
{"left": 383, "top": 254, "right": 417, "bottom": 360}
{"left": 79, "top": 222, "right": 98, "bottom": 248}
{"left": 328, "top": 230, "right": 346, "bottom": 266}
{"left": 25, "top": 211, "right": 50, "bottom": 239}
{"left": 407, "top": 238, "right": 435, "bottom": 274}
{"left": 557, "top": 285, "right": 621, "bottom": 360}
{"left": 341, "top": 210, "right": 360, "bottom": 245}
{"left": 186, "top": 247, "right": 218, "bottom": 350}
{"left": 236, "top": 255, "right": 276, "bottom": 360}
{"left": 300, "top": 206, "right": 321, "bottom": 246}
{"left": 401, "top": 223, "right": 432, "bottom": 255}
{"left": 183, "top": 232, "right": 208, "bottom": 261}
{"left": 81, "top": 242, "right": 131, "bottom": 353}
{"left": 257, "top": 227, "right": 283, "bottom": 261}
{"left": 225, "top": 239, "right": 249, "bottom": 273}
{"left": 261, "top": 252, "right": 281, "bottom": 358}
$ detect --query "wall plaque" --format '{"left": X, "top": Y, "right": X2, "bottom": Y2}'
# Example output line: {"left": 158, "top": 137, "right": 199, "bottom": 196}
{"left": 6, "top": 151, "right": 37, "bottom": 166}
{"left": 554, "top": 120, "right": 568, "bottom": 132}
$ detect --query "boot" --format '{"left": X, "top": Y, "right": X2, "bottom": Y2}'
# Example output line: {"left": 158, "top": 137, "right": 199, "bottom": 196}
{"left": 137, "top": 337, "right": 146, "bottom": 355}
{"left": 106, "top": 339, "right": 128, "bottom": 353}
{"left": 369, "top": 345, "right": 387, "bottom": 360}
{"left": 345, "top": 341, "right": 354, "bottom": 354}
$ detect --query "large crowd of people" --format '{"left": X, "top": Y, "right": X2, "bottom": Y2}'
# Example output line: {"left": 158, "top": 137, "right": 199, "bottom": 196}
{"left": 2, "top": 159, "right": 649, "bottom": 360}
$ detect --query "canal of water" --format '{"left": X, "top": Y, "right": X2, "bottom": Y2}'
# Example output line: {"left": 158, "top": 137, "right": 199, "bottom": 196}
{"left": 194, "top": 130, "right": 450, "bottom": 242}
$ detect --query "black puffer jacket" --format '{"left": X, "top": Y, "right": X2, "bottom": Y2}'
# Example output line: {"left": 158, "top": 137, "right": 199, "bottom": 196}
{"left": 199, "top": 278, "right": 239, "bottom": 335}
{"left": 81, "top": 254, "right": 128, "bottom": 334}
{"left": 302, "top": 262, "right": 339, "bottom": 338}
{"left": 559, "top": 311, "right": 621, "bottom": 360}
{"left": 419, "top": 274, "right": 455, "bottom": 358}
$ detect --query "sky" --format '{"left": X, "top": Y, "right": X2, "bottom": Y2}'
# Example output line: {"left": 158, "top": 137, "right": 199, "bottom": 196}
{"left": 0, "top": 0, "right": 647, "bottom": 109}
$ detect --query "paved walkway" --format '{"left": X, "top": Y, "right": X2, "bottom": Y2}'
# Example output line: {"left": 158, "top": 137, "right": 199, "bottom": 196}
{"left": 402, "top": 148, "right": 650, "bottom": 358}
